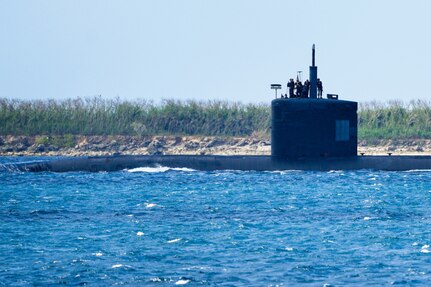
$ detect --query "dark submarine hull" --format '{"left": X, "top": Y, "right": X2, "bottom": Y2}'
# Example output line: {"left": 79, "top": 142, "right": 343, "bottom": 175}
{"left": 7, "top": 155, "right": 431, "bottom": 172}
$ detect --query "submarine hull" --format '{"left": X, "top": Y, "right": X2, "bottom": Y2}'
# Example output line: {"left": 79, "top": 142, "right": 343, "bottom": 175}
{"left": 7, "top": 155, "right": 431, "bottom": 172}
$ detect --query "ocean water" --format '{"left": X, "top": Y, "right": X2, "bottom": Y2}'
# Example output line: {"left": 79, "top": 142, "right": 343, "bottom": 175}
{"left": 2, "top": 157, "right": 431, "bottom": 286}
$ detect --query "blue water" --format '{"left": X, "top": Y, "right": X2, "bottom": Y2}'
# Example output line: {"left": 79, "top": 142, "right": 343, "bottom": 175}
{"left": 2, "top": 157, "right": 431, "bottom": 286}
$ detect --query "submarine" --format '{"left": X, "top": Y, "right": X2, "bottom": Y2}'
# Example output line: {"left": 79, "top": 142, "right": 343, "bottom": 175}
{"left": 8, "top": 45, "right": 431, "bottom": 172}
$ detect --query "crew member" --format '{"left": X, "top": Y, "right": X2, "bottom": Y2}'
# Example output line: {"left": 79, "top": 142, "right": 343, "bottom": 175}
{"left": 295, "top": 80, "right": 302, "bottom": 98}
{"left": 317, "top": 78, "right": 323, "bottom": 98}
{"left": 303, "top": 80, "right": 310, "bottom": 98}
{"left": 287, "top": 79, "right": 295, "bottom": 98}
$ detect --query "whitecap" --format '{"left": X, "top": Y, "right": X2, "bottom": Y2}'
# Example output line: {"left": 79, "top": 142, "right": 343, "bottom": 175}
{"left": 175, "top": 279, "right": 190, "bottom": 285}
{"left": 421, "top": 245, "right": 430, "bottom": 253}
{"left": 128, "top": 166, "right": 170, "bottom": 173}
{"left": 136, "top": 231, "right": 144, "bottom": 236}
{"left": 145, "top": 203, "right": 157, "bottom": 208}
{"left": 112, "top": 264, "right": 134, "bottom": 270}
{"left": 363, "top": 217, "right": 371, "bottom": 221}
{"left": 171, "top": 167, "right": 196, "bottom": 172}
{"left": 405, "top": 169, "right": 431, "bottom": 173}
{"left": 93, "top": 252, "right": 103, "bottom": 257}
{"left": 127, "top": 166, "right": 195, "bottom": 173}
{"left": 167, "top": 238, "right": 182, "bottom": 244}
{"left": 266, "top": 170, "right": 301, "bottom": 174}
{"left": 285, "top": 247, "right": 294, "bottom": 251}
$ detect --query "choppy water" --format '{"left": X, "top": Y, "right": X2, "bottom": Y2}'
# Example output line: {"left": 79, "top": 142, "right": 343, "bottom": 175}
{"left": 2, "top": 157, "right": 431, "bottom": 286}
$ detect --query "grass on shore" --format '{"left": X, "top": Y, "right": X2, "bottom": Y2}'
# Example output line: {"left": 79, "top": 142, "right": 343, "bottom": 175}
{"left": 1, "top": 97, "right": 431, "bottom": 140}
{"left": 0, "top": 97, "right": 270, "bottom": 137}
{"left": 358, "top": 100, "right": 431, "bottom": 139}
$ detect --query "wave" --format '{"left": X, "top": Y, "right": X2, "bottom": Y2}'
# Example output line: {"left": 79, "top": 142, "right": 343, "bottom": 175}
{"left": 264, "top": 170, "right": 303, "bottom": 174}
{"left": 126, "top": 166, "right": 196, "bottom": 173}
{"left": 404, "top": 169, "right": 431, "bottom": 173}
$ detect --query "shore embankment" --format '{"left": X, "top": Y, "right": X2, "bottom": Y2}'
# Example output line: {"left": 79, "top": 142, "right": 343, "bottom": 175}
{"left": 1, "top": 135, "right": 431, "bottom": 157}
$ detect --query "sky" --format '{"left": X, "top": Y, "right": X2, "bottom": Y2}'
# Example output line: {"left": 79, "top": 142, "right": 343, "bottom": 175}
{"left": 0, "top": 0, "right": 430, "bottom": 104}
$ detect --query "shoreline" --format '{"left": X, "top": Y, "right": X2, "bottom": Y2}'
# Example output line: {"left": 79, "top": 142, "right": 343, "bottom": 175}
{"left": 1, "top": 135, "right": 431, "bottom": 157}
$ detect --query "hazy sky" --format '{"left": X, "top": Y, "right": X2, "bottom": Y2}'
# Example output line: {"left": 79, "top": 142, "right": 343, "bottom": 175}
{"left": 1, "top": 0, "right": 430, "bottom": 104}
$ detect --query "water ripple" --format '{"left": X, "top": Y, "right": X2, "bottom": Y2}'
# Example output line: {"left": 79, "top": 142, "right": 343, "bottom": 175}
{"left": 2, "top": 157, "right": 431, "bottom": 286}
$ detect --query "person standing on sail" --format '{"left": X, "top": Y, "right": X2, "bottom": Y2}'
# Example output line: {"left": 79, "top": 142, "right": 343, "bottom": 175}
{"left": 303, "top": 80, "right": 310, "bottom": 98}
{"left": 295, "top": 80, "right": 303, "bottom": 98}
{"left": 287, "top": 79, "right": 295, "bottom": 98}
{"left": 317, "top": 78, "right": 323, "bottom": 98}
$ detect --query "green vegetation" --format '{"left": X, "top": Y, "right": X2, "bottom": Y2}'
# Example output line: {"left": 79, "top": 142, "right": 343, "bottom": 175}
{"left": 0, "top": 97, "right": 270, "bottom": 137}
{"left": 1, "top": 97, "right": 431, "bottom": 140}
{"left": 358, "top": 100, "right": 431, "bottom": 139}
